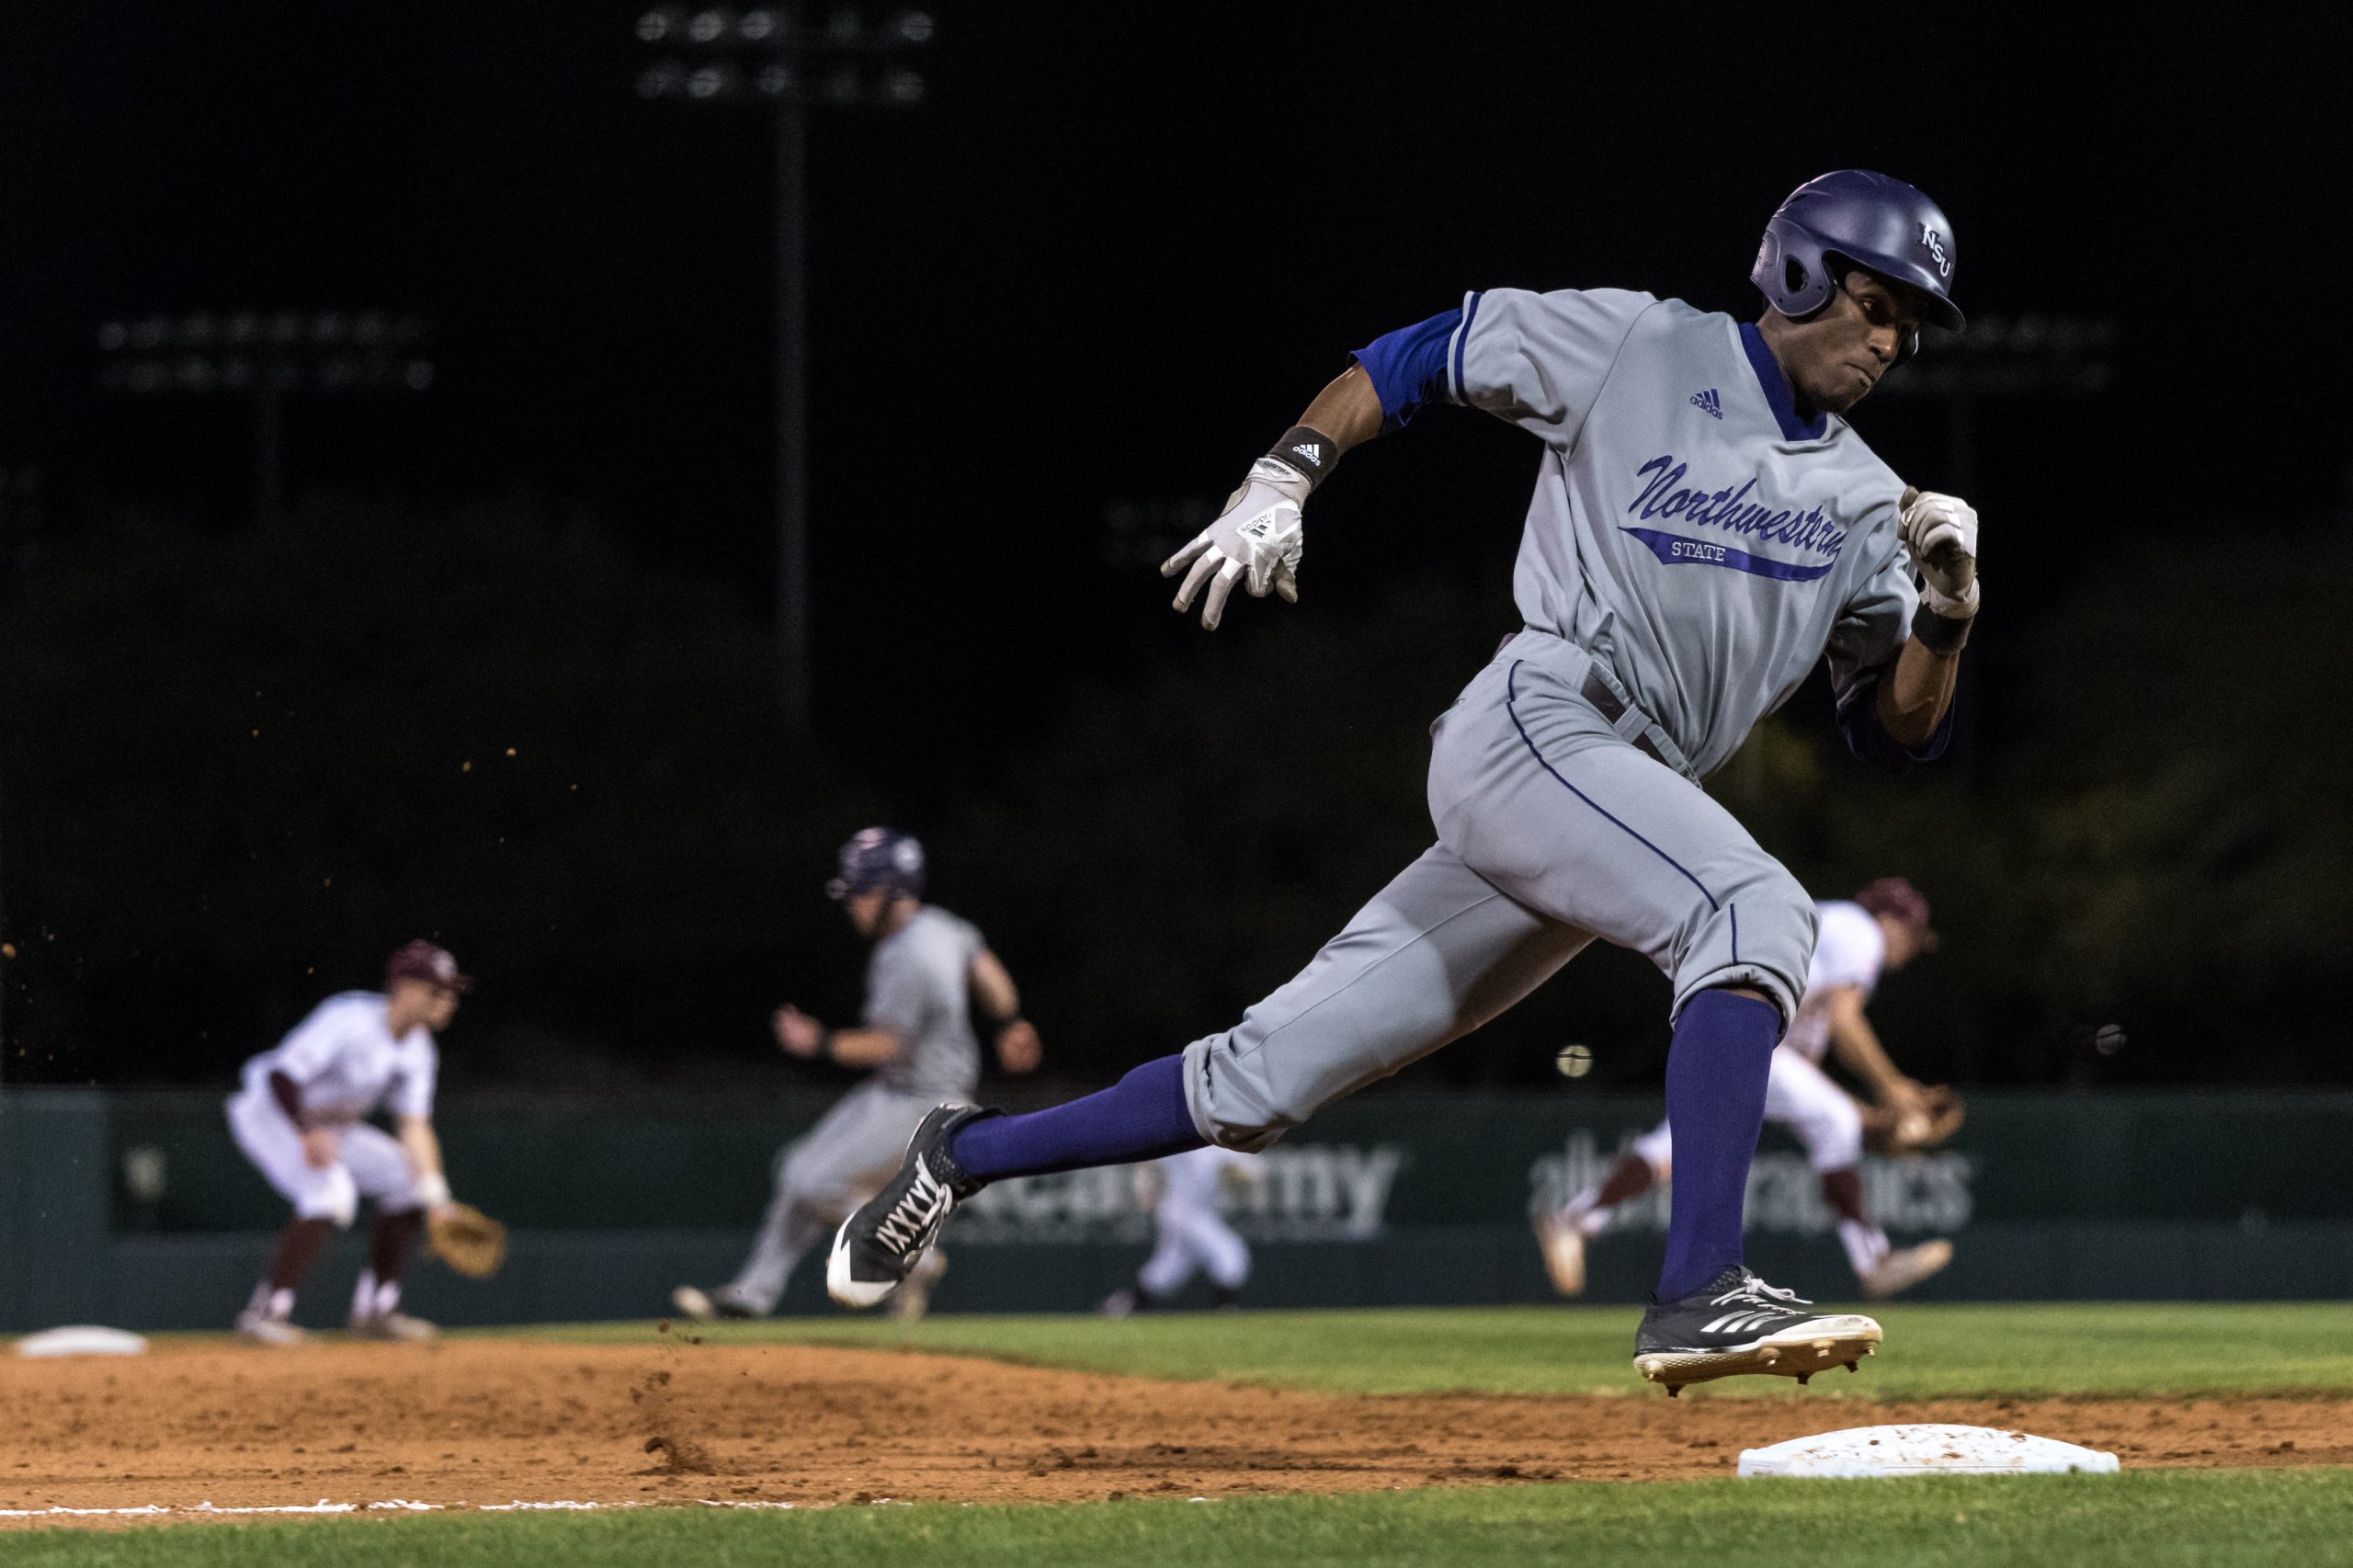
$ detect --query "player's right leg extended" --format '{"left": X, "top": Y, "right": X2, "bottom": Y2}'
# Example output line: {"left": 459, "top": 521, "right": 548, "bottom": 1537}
{"left": 828, "top": 844, "right": 1590, "bottom": 1307}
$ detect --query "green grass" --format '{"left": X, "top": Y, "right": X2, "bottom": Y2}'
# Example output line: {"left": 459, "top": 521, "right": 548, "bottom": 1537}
{"left": 499, "top": 1301, "right": 2353, "bottom": 1401}
{"left": 12, "top": 1471, "right": 2353, "bottom": 1567}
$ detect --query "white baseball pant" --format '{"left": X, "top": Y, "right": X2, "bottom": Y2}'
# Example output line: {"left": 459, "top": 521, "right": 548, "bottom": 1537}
{"left": 1628, "top": 1046, "right": 1865, "bottom": 1176}
{"left": 1137, "top": 1147, "right": 1251, "bottom": 1294}
{"left": 226, "top": 1091, "right": 423, "bottom": 1228}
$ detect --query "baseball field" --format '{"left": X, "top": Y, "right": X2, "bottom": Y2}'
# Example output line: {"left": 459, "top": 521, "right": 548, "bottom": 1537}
{"left": 6, "top": 1303, "right": 2351, "bottom": 1566}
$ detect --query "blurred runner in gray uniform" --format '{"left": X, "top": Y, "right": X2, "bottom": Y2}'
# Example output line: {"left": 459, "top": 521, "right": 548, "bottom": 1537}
{"left": 672, "top": 828, "right": 1040, "bottom": 1321}
{"left": 832, "top": 172, "right": 1979, "bottom": 1393}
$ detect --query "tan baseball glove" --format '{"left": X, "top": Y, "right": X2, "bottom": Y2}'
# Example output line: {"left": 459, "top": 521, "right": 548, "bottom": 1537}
{"left": 427, "top": 1202, "right": 509, "bottom": 1278}
{"left": 1863, "top": 1085, "right": 1966, "bottom": 1154}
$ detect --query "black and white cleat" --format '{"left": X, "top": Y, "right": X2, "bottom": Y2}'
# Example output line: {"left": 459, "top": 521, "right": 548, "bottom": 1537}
{"left": 827, "top": 1105, "right": 994, "bottom": 1309}
{"left": 1631, "top": 1267, "right": 1881, "bottom": 1396}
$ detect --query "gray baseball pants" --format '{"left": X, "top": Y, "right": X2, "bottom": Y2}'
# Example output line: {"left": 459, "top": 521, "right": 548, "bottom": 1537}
{"left": 726, "top": 1078, "right": 949, "bottom": 1311}
{"left": 1183, "top": 629, "right": 1814, "bottom": 1152}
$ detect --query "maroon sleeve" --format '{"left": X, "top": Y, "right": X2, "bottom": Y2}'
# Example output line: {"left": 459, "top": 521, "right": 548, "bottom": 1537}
{"left": 267, "top": 1070, "right": 304, "bottom": 1123}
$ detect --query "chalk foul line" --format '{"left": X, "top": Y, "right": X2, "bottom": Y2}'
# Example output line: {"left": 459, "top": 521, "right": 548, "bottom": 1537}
{"left": 2, "top": 1497, "right": 810, "bottom": 1519}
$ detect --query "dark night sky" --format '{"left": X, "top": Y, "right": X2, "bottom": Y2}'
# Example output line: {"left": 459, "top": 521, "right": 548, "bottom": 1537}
{"left": 3, "top": 6, "right": 2345, "bottom": 785}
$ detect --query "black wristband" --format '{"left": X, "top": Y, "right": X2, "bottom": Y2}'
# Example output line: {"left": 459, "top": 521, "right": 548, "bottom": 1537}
{"left": 814, "top": 1025, "right": 837, "bottom": 1062}
{"left": 992, "top": 1016, "right": 1026, "bottom": 1040}
{"left": 1910, "top": 600, "right": 1973, "bottom": 656}
{"left": 1265, "top": 426, "right": 1341, "bottom": 492}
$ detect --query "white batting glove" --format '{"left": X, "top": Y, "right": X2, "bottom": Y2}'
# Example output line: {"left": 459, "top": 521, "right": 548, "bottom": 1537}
{"left": 1162, "top": 458, "right": 1310, "bottom": 631}
{"left": 1901, "top": 490, "right": 1980, "bottom": 618}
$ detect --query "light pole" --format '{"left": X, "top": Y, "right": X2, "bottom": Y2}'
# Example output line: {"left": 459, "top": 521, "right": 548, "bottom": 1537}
{"left": 95, "top": 311, "right": 435, "bottom": 518}
{"left": 634, "top": 5, "right": 935, "bottom": 735}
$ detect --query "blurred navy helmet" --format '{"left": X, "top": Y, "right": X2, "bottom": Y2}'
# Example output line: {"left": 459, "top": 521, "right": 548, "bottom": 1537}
{"left": 1752, "top": 170, "right": 1964, "bottom": 341}
{"left": 826, "top": 827, "right": 926, "bottom": 902}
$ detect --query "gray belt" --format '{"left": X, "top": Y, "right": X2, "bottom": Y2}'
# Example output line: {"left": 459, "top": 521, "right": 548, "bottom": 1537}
{"left": 1497, "top": 630, "right": 1696, "bottom": 779}
{"left": 1578, "top": 667, "right": 1675, "bottom": 770}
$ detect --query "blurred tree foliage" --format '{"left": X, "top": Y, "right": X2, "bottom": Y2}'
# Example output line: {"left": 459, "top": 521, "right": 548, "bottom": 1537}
{"left": 962, "top": 528, "right": 2353, "bottom": 1089}
{"left": 1, "top": 495, "right": 878, "bottom": 1086}
{"left": 5, "top": 499, "right": 2343, "bottom": 1089}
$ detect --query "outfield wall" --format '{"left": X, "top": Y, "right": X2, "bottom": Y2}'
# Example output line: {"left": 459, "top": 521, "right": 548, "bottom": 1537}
{"left": 5, "top": 1086, "right": 2350, "bottom": 1331}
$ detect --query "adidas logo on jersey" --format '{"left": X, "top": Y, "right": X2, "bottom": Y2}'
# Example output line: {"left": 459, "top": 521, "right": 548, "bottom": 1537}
{"left": 1689, "top": 389, "right": 1722, "bottom": 420}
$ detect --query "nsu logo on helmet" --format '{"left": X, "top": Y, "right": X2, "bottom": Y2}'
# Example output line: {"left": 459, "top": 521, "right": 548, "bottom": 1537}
{"left": 1751, "top": 169, "right": 1965, "bottom": 364}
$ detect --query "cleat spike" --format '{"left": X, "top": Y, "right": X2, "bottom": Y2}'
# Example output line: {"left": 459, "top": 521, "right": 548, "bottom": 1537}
{"left": 1665, "top": 1384, "right": 1681, "bottom": 1398}
{"left": 1796, "top": 1372, "right": 1811, "bottom": 1386}
{"left": 1845, "top": 1360, "right": 1859, "bottom": 1373}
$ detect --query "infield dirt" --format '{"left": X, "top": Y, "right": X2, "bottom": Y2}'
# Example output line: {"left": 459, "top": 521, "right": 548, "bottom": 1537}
{"left": 6, "top": 1336, "right": 2349, "bottom": 1527}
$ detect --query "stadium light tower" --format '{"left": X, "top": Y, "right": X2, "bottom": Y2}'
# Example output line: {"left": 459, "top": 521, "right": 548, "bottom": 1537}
{"left": 95, "top": 310, "right": 435, "bottom": 518}
{"left": 634, "top": 5, "right": 934, "bottom": 734}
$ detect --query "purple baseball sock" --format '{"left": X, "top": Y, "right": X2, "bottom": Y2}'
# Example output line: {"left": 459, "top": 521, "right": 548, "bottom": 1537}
{"left": 1656, "top": 989, "right": 1780, "bottom": 1301}
{"left": 949, "top": 1054, "right": 1205, "bottom": 1180}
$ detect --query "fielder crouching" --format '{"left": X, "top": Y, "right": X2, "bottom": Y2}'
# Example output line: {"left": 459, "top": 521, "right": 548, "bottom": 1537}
{"left": 225, "top": 940, "right": 471, "bottom": 1346}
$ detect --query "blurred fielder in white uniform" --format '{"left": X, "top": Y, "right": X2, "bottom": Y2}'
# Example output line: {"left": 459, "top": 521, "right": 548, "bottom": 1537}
{"left": 1539, "top": 879, "right": 1954, "bottom": 1300}
{"left": 1102, "top": 1144, "right": 1261, "bottom": 1316}
{"left": 225, "top": 940, "right": 472, "bottom": 1346}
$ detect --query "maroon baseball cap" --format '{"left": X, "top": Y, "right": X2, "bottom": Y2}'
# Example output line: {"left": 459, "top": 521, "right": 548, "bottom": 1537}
{"left": 386, "top": 939, "right": 472, "bottom": 993}
{"left": 1853, "top": 878, "right": 1937, "bottom": 949}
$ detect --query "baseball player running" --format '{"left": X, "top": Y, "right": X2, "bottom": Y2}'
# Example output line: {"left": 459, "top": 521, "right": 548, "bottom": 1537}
{"left": 1538, "top": 877, "right": 1955, "bottom": 1301}
{"left": 672, "top": 828, "right": 1041, "bottom": 1322}
{"left": 227, "top": 941, "right": 472, "bottom": 1346}
{"left": 1101, "top": 1144, "right": 1260, "bottom": 1316}
{"left": 832, "top": 171, "right": 1979, "bottom": 1393}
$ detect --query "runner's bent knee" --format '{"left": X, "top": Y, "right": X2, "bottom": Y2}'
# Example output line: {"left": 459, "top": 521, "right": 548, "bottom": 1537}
{"left": 1667, "top": 860, "right": 1813, "bottom": 1027}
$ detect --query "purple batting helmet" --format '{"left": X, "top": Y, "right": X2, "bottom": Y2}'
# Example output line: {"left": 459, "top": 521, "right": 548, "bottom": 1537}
{"left": 826, "top": 826, "right": 926, "bottom": 902}
{"left": 1752, "top": 170, "right": 1965, "bottom": 346}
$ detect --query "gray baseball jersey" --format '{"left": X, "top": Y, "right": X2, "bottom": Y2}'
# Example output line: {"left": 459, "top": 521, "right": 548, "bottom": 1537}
{"left": 720, "top": 903, "right": 988, "bottom": 1311}
{"left": 863, "top": 904, "right": 985, "bottom": 1100}
{"left": 1182, "top": 290, "right": 1937, "bottom": 1152}
{"left": 1449, "top": 289, "right": 1914, "bottom": 779}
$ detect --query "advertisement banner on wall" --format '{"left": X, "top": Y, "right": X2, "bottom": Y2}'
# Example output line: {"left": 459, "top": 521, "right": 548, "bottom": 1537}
{"left": 946, "top": 1130, "right": 1971, "bottom": 1247}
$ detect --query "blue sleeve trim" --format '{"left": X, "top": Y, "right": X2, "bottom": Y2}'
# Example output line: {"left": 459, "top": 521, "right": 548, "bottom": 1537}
{"left": 1350, "top": 305, "right": 1465, "bottom": 434}
{"left": 1836, "top": 680, "right": 1955, "bottom": 777}
{"left": 1449, "top": 290, "right": 1482, "bottom": 404}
